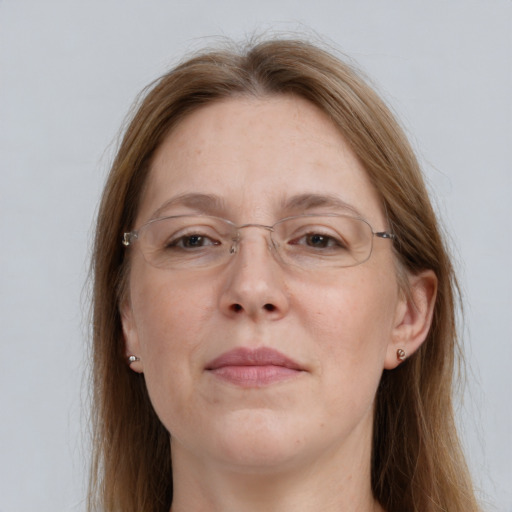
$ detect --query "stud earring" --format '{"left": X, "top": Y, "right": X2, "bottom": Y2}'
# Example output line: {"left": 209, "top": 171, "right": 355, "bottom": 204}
{"left": 396, "top": 349, "right": 406, "bottom": 362}
{"left": 127, "top": 355, "right": 140, "bottom": 365}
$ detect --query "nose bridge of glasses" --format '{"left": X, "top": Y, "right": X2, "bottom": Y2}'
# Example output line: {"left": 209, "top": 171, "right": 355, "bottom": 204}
{"left": 230, "top": 223, "right": 276, "bottom": 254}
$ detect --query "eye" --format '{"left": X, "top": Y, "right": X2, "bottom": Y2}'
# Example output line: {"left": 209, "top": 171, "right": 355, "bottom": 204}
{"left": 166, "top": 233, "right": 220, "bottom": 249}
{"left": 296, "top": 232, "right": 347, "bottom": 249}
{"left": 305, "top": 233, "right": 339, "bottom": 248}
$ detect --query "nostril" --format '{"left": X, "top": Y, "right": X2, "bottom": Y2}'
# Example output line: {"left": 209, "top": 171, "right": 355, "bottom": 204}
{"left": 228, "top": 303, "right": 277, "bottom": 314}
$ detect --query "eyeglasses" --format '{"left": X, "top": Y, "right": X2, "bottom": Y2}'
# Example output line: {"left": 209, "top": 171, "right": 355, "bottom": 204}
{"left": 122, "top": 213, "right": 396, "bottom": 270}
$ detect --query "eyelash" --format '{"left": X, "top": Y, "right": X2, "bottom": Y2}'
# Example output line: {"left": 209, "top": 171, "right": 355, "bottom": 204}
{"left": 166, "top": 231, "right": 220, "bottom": 249}
{"left": 297, "top": 233, "right": 345, "bottom": 248}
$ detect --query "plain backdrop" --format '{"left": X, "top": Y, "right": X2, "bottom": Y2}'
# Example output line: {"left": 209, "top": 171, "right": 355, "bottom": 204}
{"left": 1, "top": 1, "right": 510, "bottom": 511}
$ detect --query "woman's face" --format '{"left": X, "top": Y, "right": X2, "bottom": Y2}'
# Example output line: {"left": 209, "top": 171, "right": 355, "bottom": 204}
{"left": 122, "top": 95, "right": 409, "bottom": 473}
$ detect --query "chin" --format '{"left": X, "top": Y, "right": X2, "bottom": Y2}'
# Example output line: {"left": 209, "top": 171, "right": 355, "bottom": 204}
{"left": 198, "top": 409, "right": 312, "bottom": 472}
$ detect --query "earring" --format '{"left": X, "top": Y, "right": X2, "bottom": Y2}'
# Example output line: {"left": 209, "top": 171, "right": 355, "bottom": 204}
{"left": 127, "top": 355, "right": 140, "bottom": 365}
{"left": 396, "top": 348, "right": 406, "bottom": 362}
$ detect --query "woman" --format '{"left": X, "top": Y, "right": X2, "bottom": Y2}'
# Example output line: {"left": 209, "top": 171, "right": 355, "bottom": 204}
{"left": 89, "top": 39, "right": 481, "bottom": 511}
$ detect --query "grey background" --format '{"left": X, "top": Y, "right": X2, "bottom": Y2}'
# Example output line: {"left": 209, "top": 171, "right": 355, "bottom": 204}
{"left": 1, "top": 1, "right": 510, "bottom": 510}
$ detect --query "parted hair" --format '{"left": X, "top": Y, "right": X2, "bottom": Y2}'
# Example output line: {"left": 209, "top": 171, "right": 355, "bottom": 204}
{"left": 89, "top": 38, "right": 480, "bottom": 512}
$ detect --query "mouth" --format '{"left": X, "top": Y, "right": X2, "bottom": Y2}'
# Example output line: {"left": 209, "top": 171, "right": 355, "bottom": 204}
{"left": 205, "top": 347, "right": 305, "bottom": 387}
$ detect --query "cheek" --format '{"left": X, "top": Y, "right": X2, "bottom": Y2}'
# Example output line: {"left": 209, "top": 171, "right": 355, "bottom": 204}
{"left": 132, "top": 268, "right": 215, "bottom": 344}
{"left": 303, "top": 270, "right": 397, "bottom": 346}
{"left": 297, "top": 269, "right": 398, "bottom": 392}
{"left": 130, "top": 269, "right": 216, "bottom": 398}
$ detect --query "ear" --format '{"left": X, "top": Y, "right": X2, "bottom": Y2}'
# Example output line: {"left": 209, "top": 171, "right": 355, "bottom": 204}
{"left": 384, "top": 269, "right": 438, "bottom": 370}
{"left": 120, "top": 299, "right": 144, "bottom": 373}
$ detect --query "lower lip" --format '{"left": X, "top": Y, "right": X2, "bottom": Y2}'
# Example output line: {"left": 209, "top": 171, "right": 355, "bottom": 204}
{"left": 208, "top": 365, "right": 302, "bottom": 387}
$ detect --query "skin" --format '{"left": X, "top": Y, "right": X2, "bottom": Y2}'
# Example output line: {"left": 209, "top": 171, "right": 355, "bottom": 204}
{"left": 121, "top": 95, "right": 437, "bottom": 512}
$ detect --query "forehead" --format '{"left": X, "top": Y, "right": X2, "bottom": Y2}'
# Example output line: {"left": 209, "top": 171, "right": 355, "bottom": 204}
{"left": 137, "top": 95, "right": 384, "bottom": 225}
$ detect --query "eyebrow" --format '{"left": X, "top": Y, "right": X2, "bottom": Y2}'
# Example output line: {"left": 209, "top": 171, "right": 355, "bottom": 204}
{"left": 149, "top": 193, "right": 227, "bottom": 220}
{"left": 281, "top": 193, "right": 363, "bottom": 217}
{"left": 149, "top": 192, "right": 363, "bottom": 221}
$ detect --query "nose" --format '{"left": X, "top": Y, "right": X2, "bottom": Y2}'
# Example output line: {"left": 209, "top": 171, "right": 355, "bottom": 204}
{"left": 218, "top": 228, "right": 290, "bottom": 321}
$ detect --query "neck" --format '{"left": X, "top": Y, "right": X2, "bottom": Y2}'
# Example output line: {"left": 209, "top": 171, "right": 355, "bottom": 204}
{"left": 169, "top": 436, "right": 384, "bottom": 512}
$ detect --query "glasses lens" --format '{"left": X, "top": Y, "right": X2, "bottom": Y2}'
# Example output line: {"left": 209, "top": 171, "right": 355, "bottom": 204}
{"left": 139, "top": 216, "right": 234, "bottom": 269}
{"left": 274, "top": 215, "right": 373, "bottom": 268}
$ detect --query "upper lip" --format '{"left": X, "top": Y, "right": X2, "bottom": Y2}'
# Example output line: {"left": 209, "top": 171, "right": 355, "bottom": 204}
{"left": 205, "top": 347, "right": 303, "bottom": 371}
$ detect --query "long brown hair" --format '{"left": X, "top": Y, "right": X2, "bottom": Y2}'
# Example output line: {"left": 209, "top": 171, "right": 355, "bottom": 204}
{"left": 89, "top": 38, "right": 480, "bottom": 512}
